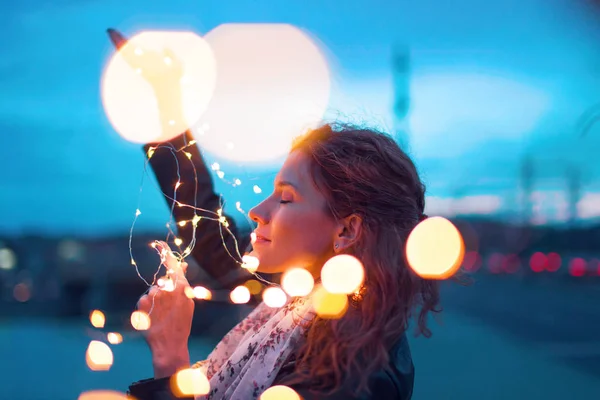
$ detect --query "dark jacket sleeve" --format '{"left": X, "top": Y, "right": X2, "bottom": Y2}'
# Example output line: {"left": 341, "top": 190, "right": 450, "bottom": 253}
{"left": 276, "top": 372, "right": 403, "bottom": 400}
{"left": 127, "top": 376, "right": 192, "bottom": 400}
{"left": 143, "top": 131, "right": 253, "bottom": 291}
{"left": 273, "top": 334, "right": 414, "bottom": 400}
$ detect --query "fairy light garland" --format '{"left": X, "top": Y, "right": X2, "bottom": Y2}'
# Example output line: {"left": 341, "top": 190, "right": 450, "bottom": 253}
{"left": 128, "top": 134, "right": 276, "bottom": 307}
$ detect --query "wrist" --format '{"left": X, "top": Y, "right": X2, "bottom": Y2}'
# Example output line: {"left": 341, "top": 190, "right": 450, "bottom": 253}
{"left": 152, "top": 348, "right": 190, "bottom": 379}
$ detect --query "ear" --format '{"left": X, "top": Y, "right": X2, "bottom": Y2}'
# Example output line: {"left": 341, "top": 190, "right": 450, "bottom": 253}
{"left": 333, "top": 214, "right": 362, "bottom": 253}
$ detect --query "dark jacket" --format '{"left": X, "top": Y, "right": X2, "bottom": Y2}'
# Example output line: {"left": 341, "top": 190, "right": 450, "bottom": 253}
{"left": 128, "top": 132, "right": 415, "bottom": 399}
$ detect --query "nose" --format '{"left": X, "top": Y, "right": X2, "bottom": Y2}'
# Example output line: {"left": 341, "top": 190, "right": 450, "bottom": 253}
{"left": 249, "top": 200, "right": 269, "bottom": 226}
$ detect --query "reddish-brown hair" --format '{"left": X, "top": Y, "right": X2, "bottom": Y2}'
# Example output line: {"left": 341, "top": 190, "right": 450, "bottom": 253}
{"left": 286, "top": 123, "right": 441, "bottom": 395}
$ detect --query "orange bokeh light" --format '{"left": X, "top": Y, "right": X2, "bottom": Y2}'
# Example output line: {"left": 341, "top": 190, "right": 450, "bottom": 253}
{"left": 102, "top": 31, "right": 216, "bottom": 143}
{"left": 405, "top": 216, "right": 464, "bottom": 279}
{"left": 194, "top": 23, "right": 331, "bottom": 163}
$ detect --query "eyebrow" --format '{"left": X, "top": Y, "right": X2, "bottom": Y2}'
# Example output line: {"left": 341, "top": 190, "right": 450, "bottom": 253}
{"left": 275, "top": 180, "right": 300, "bottom": 191}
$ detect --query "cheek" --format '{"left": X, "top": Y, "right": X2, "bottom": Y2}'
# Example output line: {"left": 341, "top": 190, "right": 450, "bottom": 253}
{"left": 274, "top": 208, "right": 334, "bottom": 254}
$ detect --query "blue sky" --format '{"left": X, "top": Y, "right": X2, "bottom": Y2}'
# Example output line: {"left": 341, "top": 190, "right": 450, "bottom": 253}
{"left": 2, "top": 0, "right": 600, "bottom": 235}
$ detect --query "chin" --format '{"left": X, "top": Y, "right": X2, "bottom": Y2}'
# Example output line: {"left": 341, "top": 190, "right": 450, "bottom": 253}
{"left": 256, "top": 263, "right": 285, "bottom": 275}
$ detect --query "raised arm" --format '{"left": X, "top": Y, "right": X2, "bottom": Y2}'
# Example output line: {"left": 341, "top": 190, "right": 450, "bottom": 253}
{"left": 106, "top": 28, "right": 253, "bottom": 290}
{"left": 143, "top": 131, "right": 253, "bottom": 291}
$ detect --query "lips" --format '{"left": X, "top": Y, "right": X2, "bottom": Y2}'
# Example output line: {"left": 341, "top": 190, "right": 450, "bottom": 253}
{"left": 252, "top": 231, "right": 271, "bottom": 243}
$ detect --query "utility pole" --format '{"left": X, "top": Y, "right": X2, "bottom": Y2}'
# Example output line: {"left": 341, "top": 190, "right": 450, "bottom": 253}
{"left": 566, "top": 164, "right": 581, "bottom": 226}
{"left": 392, "top": 44, "right": 411, "bottom": 152}
{"left": 520, "top": 155, "right": 534, "bottom": 225}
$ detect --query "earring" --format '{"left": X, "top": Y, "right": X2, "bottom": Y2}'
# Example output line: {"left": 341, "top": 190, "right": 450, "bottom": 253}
{"left": 334, "top": 244, "right": 339, "bottom": 249}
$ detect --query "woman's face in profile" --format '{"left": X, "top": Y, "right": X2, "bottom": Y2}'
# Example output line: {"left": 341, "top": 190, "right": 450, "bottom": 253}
{"left": 248, "top": 150, "right": 338, "bottom": 276}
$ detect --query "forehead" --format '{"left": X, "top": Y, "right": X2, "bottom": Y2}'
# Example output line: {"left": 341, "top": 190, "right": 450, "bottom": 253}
{"left": 276, "top": 151, "right": 314, "bottom": 190}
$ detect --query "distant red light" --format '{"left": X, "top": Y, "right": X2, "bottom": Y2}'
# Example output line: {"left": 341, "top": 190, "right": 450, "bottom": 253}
{"left": 488, "top": 253, "right": 504, "bottom": 274}
{"left": 503, "top": 254, "right": 520, "bottom": 273}
{"left": 462, "top": 251, "right": 482, "bottom": 273}
{"left": 593, "top": 259, "right": 600, "bottom": 276}
{"left": 546, "top": 252, "right": 562, "bottom": 272}
{"left": 530, "top": 252, "right": 546, "bottom": 273}
{"left": 569, "top": 258, "right": 586, "bottom": 277}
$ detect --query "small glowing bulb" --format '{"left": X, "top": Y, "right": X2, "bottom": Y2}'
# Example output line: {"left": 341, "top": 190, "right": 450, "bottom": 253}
{"left": 216, "top": 171, "right": 225, "bottom": 179}
{"left": 260, "top": 385, "right": 300, "bottom": 400}
{"left": 184, "top": 151, "right": 192, "bottom": 159}
{"left": 184, "top": 286, "right": 195, "bottom": 299}
{"left": 107, "top": 332, "right": 123, "bottom": 344}
{"left": 135, "top": 209, "right": 141, "bottom": 217}
{"left": 174, "top": 368, "right": 210, "bottom": 396}
{"left": 253, "top": 185, "right": 262, "bottom": 194}
{"left": 147, "top": 147, "right": 155, "bottom": 158}
{"left": 150, "top": 242, "right": 157, "bottom": 248}
{"left": 282, "top": 268, "right": 314, "bottom": 297}
{"left": 217, "top": 208, "right": 223, "bottom": 216}
{"left": 178, "top": 221, "right": 187, "bottom": 227}
{"left": 131, "top": 258, "right": 137, "bottom": 266}
{"left": 193, "top": 286, "right": 212, "bottom": 300}
{"left": 189, "top": 140, "right": 197, "bottom": 146}
{"left": 230, "top": 285, "right": 251, "bottom": 304}
{"left": 161, "top": 278, "right": 175, "bottom": 292}
{"left": 211, "top": 162, "right": 220, "bottom": 171}
{"left": 192, "top": 215, "right": 202, "bottom": 226}
{"left": 78, "top": 390, "right": 129, "bottom": 399}
{"left": 174, "top": 238, "right": 183, "bottom": 246}
{"left": 219, "top": 216, "right": 226, "bottom": 224}
{"left": 244, "top": 279, "right": 263, "bottom": 295}
{"left": 90, "top": 310, "right": 105, "bottom": 328}
{"left": 234, "top": 178, "right": 242, "bottom": 186}
{"left": 86, "top": 340, "right": 113, "bottom": 371}
{"left": 131, "top": 311, "right": 151, "bottom": 331}
{"left": 242, "top": 255, "right": 260, "bottom": 272}
{"left": 321, "top": 255, "right": 365, "bottom": 294}
{"left": 175, "top": 181, "right": 182, "bottom": 190}
{"left": 313, "top": 286, "right": 348, "bottom": 319}
{"left": 263, "top": 287, "right": 287, "bottom": 308}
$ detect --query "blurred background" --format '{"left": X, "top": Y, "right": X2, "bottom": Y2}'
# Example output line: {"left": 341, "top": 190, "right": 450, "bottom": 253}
{"left": 2, "top": 0, "right": 600, "bottom": 399}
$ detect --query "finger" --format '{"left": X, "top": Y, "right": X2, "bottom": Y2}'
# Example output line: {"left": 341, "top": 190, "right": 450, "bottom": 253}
{"left": 139, "top": 286, "right": 159, "bottom": 304}
{"left": 156, "top": 241, "right": 186, "bottom": 277}
{"left": 107, "top": 28, "right": 128, "bottom": 50}
{"left": 137, "top": 294, "right": 150, "bottom": 311}
{"left": 155, "top": 240, "right": 171, "bottom": 258}
{"left": 147, "top": 285, "right": 161, "bottom": 297}
{"left": 107, "top": 29, "right": 146, "bottom": 70}
{"left": 163, "top": 48, "right": 177, "bottom": 62}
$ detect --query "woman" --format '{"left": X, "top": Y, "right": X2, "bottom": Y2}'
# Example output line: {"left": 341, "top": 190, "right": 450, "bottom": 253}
{"left": 127, "top": 124, "right": 438, "bottom": 400}
{"left": 112, "top": 31, "right": 439, "bottom": 399}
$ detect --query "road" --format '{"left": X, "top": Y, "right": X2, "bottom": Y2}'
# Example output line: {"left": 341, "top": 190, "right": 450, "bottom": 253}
{"left": 1, "top": 277, "right": 599, "bottom": 399}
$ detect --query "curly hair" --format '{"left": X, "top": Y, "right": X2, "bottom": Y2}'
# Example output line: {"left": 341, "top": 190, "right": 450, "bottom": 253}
{"left": 284, "top": 123, "right": 441, "bottom": 396}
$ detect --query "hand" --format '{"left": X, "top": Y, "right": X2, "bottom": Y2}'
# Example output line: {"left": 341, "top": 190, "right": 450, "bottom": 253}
{"left": 107, "top": 28, "right": 186, "bottom": 132}
{"left": 107, "top": 28, "right": 184, "bottom": 95}
{"left": 136, "top": 241, "right": 194, "bottom": 378}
